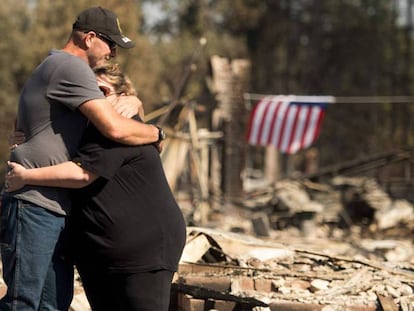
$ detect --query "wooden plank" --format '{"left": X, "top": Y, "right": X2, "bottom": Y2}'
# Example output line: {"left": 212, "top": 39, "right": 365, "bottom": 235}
{"left": 377, "top": 295, "right": 399, "bottom": 311}
{"left": 160, "top": 137, "right": 189, "bottom": 191}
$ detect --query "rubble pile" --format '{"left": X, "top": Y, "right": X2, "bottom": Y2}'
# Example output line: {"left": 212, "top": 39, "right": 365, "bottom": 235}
{"left": 173, "top": 227, "right": 414, "bottom": 310}
{"left": 2, "top": 176, "right": 412, "bottom": 311}
{"left": 172, "top": 176, "right": 414, "bottom": 310}
{"left": 235, "top": 176, "right": 414, "bottom": 240}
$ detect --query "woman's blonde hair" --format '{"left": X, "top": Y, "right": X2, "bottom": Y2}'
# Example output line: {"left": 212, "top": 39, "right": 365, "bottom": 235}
{"left": 94, "top": 63, "right": 137, "bottom": 96}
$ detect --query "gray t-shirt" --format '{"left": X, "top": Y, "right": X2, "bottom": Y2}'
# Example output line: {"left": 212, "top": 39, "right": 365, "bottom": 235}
{"left": 9, "top": 49, "right": 105, "bottom": 215}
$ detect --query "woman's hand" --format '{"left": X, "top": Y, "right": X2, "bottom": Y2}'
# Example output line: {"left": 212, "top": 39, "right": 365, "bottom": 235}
{"left": 5, "top": 161, "right": 27, "bottom": 192}
{"left": 8, "top": 131, "right": 25, "bottom": 150}
{"left": 110, "top": 95, "right": 144, "bottom": 119}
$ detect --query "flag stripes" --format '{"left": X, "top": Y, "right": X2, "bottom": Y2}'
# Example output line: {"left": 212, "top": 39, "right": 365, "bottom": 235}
{"left": 246, "top": 95, "right": 333, "bottom": 154}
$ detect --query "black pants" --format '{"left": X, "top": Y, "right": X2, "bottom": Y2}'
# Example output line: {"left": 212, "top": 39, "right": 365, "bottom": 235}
{"left": 77, "top": 263, "right": 174, "bottom": 311}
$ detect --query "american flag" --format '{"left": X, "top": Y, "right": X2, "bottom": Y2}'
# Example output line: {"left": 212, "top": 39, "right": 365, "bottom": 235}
{"left": 246, "top": 95, "right": 334, "bottom": 154}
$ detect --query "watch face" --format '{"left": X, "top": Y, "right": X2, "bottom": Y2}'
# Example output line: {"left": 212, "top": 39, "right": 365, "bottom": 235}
{"left": 158, "top": 127, "right": 166, "bottom": 141}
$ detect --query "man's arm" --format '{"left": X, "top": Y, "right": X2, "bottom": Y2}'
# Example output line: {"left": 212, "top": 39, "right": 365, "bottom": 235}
{"left": 5, "top": 161, "right": 97, "bottom": 191}
{"left": 80, "top": 96, "right": 159, "bottom": 145}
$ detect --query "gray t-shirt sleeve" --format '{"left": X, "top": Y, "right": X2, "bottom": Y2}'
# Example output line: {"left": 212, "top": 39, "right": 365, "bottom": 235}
{"left": 47, "top": 56, "right": 105, "bottom": 111}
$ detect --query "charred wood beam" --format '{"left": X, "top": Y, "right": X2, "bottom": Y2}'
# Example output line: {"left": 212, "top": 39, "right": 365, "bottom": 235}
{"left": 297, "top": 147, "right": 414, "bottom": 181}
{"left": 157, "top": 38, "right": 207, "bottom": 127}
{"left": 171, "top": 283, "right": 268, "bottom": 308}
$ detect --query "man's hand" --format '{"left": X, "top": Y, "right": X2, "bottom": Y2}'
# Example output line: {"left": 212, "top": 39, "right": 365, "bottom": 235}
{"left": 4, "top": 161, "right": 27, "bottom": 192}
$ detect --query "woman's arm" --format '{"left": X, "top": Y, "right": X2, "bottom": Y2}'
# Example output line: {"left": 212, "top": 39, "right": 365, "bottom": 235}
{"left": 5, "top": 161, "right": 98, "bottom": 192}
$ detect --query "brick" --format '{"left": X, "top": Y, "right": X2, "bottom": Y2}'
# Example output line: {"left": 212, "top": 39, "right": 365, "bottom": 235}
{"left": 177, "top": 293, "right": 204, "bottom": 311}
{"left": 179, "top": 275, "right": 231, "bottom": 292}
{"left": 254, "top": 278, "right": 274, "bottom": 292}
{"left": 231, "top": 276, "right": 255, "bottom": 292}
{"left": 213, "top": 300, "right": 237, "bottom": 311}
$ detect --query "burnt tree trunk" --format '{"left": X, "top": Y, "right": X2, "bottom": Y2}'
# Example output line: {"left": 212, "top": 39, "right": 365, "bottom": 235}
{"left": 210, "top": 56, "right": 251, "bottom": 203}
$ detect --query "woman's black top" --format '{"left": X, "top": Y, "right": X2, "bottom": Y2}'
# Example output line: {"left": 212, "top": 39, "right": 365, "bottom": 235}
{"left": 69, "top": 116, "right": 186, "bottom": 273}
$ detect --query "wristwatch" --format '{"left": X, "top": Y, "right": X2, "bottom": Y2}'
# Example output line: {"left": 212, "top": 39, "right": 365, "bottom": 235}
{"left": 156, "top": 126, "right": 166, "bottom": 143}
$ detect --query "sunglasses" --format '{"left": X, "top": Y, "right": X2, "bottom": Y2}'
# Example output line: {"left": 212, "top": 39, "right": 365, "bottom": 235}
{"left": 84, "top": 31, "right": 116, "bottom": 50}
{"left": 96, "top": 32, "right": 117, "bottom": 50}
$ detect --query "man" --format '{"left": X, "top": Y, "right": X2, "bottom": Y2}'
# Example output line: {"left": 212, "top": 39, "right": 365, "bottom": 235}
{"left": 5, "top": 63, "right": 186, "bottom": 311}
{"left": 0, "top": 7, "right": 163, "bottom": 311}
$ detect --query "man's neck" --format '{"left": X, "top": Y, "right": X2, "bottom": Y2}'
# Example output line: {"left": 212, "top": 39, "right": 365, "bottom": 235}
{"left": 61, "top": 41, "right": 88, "bottom": 64}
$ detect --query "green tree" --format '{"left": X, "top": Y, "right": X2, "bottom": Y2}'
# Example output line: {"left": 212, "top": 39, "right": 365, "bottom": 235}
{"left": 1, "top": 0, "right": 414, "bottom": 180}
{"left": 0, "top": 0, "right": 32, "bottom": 173}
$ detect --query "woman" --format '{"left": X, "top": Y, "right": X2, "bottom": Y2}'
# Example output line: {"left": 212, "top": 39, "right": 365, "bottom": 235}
{"left": 5, "top": 63, "right": 187, "bottom": 311}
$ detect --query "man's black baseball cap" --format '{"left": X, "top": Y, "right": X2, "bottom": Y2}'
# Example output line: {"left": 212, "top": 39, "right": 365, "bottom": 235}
{"left": 73, "top": 6, "right": 135, "bottom": 49}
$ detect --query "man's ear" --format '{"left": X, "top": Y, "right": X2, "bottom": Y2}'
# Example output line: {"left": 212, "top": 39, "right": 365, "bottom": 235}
{"left": 83, "top": 31, "right": 95, "bottom": 49}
